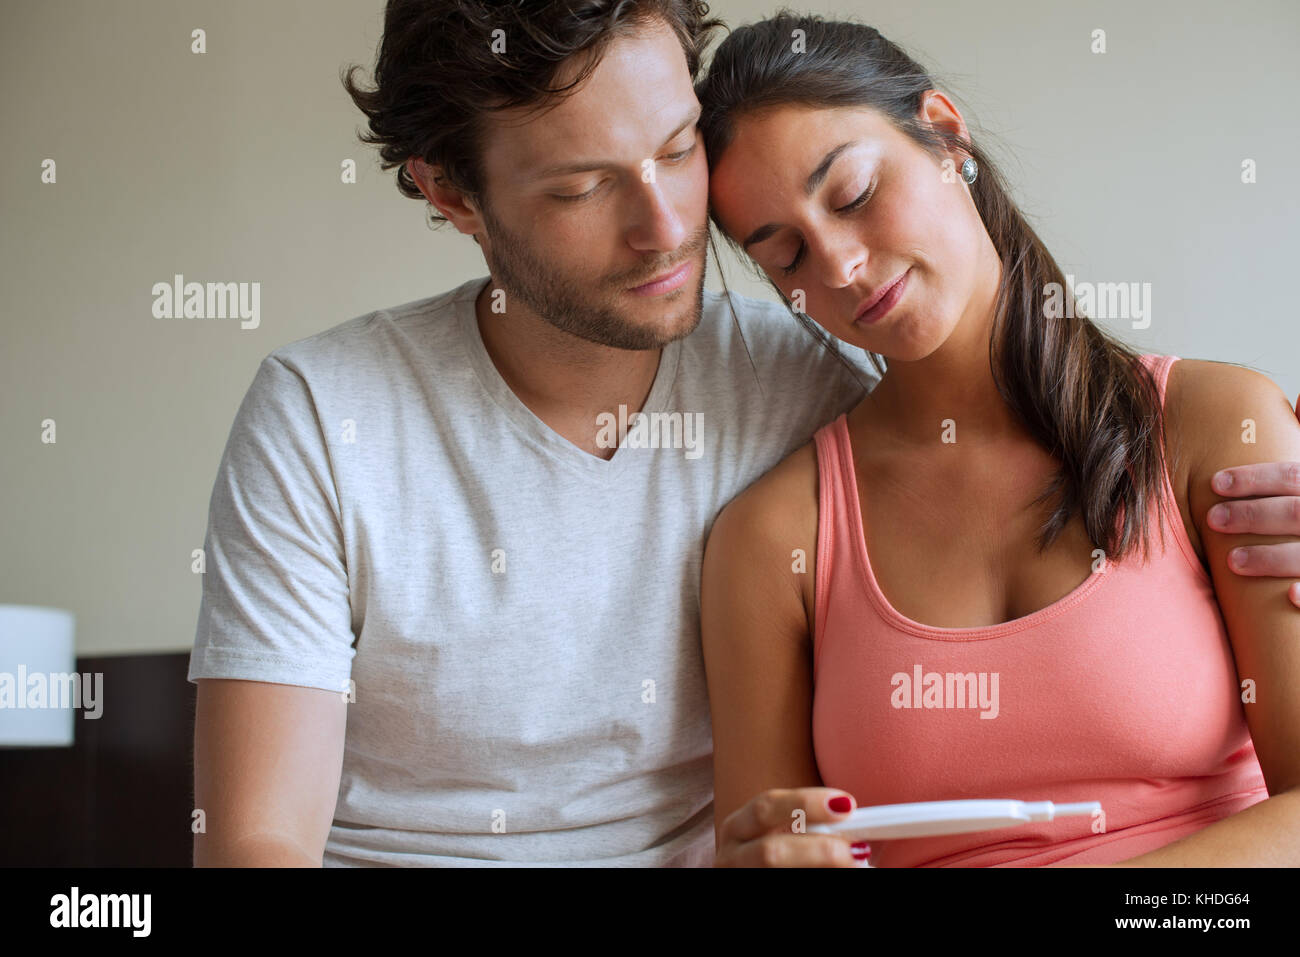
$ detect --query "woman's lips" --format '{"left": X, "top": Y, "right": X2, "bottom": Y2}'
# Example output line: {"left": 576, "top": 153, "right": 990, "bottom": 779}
{"left": 855, "top": 269, "right": 909, "bottom": 325}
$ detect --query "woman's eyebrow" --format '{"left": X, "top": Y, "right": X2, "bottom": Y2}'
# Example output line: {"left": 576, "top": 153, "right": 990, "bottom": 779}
{"left": 804, "top": 141, "right": 858, "bottom": 196}
{"left": 741, "top": 140, "right": 859, "bottom": 250}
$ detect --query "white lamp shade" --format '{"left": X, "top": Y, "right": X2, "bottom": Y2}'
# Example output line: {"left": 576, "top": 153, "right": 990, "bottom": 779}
{"left": 0, "top": 605, "right": 77, "bottom": 747}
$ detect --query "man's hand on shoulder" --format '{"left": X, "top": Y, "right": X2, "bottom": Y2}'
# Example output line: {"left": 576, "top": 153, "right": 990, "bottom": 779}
{"left": 1195, "top": 375, "right": 1300, "bottom": 607}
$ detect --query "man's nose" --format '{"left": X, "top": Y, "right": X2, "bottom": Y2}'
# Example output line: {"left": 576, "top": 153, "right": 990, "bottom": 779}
{"left": 626, "top": 179, "right": 688, "bottom": 253}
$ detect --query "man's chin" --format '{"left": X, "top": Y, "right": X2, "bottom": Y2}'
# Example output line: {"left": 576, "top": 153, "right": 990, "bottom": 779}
{"left": 596, "top": 319, "right": 696, "bottom": 351}
{"left": 619, "top": 295, "right": 704, "bottom": 349}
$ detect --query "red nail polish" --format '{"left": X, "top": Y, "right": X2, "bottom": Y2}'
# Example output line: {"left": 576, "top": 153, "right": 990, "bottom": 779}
{"left": 851, "top": 841, "right": 871, "bottom": 860}
{"left": 828, "top": 795, "right": 852, "bottom": 813}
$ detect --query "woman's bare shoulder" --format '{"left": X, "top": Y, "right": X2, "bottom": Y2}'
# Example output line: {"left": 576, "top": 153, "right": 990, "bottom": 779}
{"left": 703, "top": 430, "right": 825, "bottom": 628}
{"left": 710, "top": 434, "right": 821, "bottom": 549}
{"left": 1164, "top": 358, "right": 1295, "bottom": 547}
{"left": 1165, "top": 358, "right": 1291, "bottom": 464}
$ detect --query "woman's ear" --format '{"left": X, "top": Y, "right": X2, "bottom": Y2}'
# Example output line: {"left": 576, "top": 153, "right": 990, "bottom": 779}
{"left": 917, "top": 89, "right": 972, "bottom": 162}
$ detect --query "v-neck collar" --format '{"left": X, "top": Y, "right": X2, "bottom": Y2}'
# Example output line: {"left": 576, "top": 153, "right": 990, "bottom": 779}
{"left": 455, "top": 276, "right": 684, "bottom": 484}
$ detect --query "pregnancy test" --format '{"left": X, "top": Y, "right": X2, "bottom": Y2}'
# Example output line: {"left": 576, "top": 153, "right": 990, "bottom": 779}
{"left": 807, "top": 799, "right": 1102, "bottom": 842}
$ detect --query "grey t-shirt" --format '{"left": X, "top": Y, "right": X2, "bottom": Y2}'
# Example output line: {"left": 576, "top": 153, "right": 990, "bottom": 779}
{"left": 188, "top": 275, "right": 878, "bottom": 866}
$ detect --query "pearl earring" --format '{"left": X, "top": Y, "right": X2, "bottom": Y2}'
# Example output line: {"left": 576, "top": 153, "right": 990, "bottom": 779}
{"left": 961, "top": 157, "right": 978, "bottom": 185}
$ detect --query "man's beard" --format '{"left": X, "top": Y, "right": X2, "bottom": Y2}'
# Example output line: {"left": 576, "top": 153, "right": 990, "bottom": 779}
{"left": 478, "top": 201, "right": 708, "bottom": 351}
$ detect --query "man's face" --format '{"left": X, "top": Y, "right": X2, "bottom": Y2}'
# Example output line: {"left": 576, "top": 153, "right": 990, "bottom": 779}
{"left": 473, "top": 16, "right": 710, "bottom": 351}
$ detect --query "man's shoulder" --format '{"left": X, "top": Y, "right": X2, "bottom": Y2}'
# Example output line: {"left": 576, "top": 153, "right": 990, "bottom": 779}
{"left": 698, "top": 286, "right": 807, "bottom": 345}
{"left": 694, "top": 286, "right": 881, "bottom": 389}
{"left": 265, "top": 276, "right": 484, "bottom": 378}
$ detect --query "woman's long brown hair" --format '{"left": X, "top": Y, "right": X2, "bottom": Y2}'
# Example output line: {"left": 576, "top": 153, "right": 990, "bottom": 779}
{"left": 696, "top": 9, "right": 1171, "bottom": 562}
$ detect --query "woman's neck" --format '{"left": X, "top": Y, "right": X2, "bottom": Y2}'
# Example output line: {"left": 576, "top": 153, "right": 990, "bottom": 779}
{"left": 858, "top": 252, "right": 1028, "bottom": 447}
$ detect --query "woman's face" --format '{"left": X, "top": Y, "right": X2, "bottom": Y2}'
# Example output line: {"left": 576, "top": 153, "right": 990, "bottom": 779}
{"left": 708, "top": 96, "right": 996, "bottom": 361}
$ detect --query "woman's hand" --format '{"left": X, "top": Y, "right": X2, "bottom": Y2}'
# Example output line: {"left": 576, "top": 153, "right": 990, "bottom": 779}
{"left": 715, "top": 787, "right": 870, "bottom": 867}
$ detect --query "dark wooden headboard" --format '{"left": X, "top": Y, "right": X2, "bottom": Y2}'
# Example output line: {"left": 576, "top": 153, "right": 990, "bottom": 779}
{"left": 0, "top": 652, "right": 196, "bottom": 866}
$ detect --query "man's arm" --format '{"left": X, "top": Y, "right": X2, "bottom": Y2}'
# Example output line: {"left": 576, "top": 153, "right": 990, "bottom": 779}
{"left": 189, "top": 355, "right": 359, "bottom": 866}
{"left": 1208, "top": 390, "right": 1300, "bottom": 607}
{"left": 193, "top": 679, "right": 347, "bottom": 867}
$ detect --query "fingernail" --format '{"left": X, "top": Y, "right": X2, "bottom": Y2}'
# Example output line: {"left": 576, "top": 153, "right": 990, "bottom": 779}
{"left": 850, "top": 841, "right": 871, "bottom": 861}
{"left": 1209, "top": 504, "right": 1229, "bottom": 526}
{"left": 1215, "top": 471, "right": 1233, "bottom": 491}
{"left": 1230, "top": 547, "right": 1247, "bottom": 570}
{"left": 828, "top": 795, "right": 852, "bottom": 813}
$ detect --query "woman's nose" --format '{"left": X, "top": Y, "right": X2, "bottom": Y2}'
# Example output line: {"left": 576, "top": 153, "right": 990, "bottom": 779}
{"left": 814, "top": 229, "right": 868, "bottom": 288}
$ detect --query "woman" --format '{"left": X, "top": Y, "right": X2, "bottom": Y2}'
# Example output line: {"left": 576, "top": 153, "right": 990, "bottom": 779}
{"left": 695, "top": 12, "right": 1300, "bottom": 866}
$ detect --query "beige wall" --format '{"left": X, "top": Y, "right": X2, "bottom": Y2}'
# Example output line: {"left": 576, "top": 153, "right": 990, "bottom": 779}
{"left": 2, "top": 0, "right": 1296, "bottom": 655}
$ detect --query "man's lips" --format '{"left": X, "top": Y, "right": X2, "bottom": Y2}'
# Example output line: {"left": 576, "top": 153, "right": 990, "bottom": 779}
{"left": 628, "top": 259, "right": 693, "bottom": 295}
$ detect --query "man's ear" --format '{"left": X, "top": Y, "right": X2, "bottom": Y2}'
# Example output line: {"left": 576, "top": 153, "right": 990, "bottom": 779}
{"left": 407, "top": 157, "right": 486, "bottom": 237}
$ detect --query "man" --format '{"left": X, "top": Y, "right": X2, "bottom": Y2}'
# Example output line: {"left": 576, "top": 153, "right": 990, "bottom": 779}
{"left": 189, "top": 0, "right": 1300, "bottom": 867}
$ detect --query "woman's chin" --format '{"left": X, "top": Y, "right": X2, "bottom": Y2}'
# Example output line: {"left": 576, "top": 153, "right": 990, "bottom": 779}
{"left": 851, "top": 315, "right": 956, "bottom": 363}
{"left": 839, "top": 327, "right": 937, "bottom": 363}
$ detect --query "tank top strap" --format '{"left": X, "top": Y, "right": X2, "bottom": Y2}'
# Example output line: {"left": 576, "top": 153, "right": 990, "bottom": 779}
{"left": 1133, "top": 353, "right": 1214, "bottom": 583}
{"left": 812, "top": 412, "right": 870, "bottom": 678}
{"left": 1137, "top": 352, "right": 1178, "bottom": 535}
{"left": 1139, "top": 352, "right": 1178, "bottom": 402}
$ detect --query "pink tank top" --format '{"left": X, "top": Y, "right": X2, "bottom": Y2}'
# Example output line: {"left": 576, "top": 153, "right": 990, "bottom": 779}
{"left": 811, "top": 353, "right": 1268, "bottom": 866}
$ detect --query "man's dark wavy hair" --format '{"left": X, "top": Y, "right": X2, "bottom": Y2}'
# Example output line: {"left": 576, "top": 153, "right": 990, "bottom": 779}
{"left": 341, "top": 0, "right": 725, "bottom": 224}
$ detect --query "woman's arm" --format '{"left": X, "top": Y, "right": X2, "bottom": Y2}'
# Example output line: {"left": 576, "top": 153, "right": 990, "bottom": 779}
{"left": 700, "top": 443, "right": 861, "bottom": 866}
{"left": 1111, "top": 359, "right": 1300, "bottom": 866}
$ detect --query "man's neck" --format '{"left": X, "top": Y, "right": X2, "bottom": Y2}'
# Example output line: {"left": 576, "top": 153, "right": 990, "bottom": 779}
{"left": 474, "top": 281, "right": 664, "bottom": 459}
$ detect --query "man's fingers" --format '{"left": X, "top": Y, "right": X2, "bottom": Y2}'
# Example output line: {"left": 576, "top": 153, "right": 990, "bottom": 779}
{"left": 1211, "top": 462, "right": 1300, "bottom": 498}
{"left": 728, "top": 833, "right": 860, "bottom": 868}
{"left": 1207, "top": 496, "right": 1300, "bottom": 536}
{"left": 720, "top": 787, "right": 855, "bottom": 845}
{"left": 1222, "top": 541, "right": 1300, "bottom": 579}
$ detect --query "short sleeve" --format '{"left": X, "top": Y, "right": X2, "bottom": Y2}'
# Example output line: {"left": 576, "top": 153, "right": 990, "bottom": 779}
{"left": 187, "top": 355, "right": 356, "bottom": 693}
{"left": 840, "top": 340, "right": 884, "bottom": 386}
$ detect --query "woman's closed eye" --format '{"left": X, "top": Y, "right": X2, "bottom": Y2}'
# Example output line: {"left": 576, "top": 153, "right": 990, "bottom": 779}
{"left": 780, "top": 181, "right": 875, "bottom": 275}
